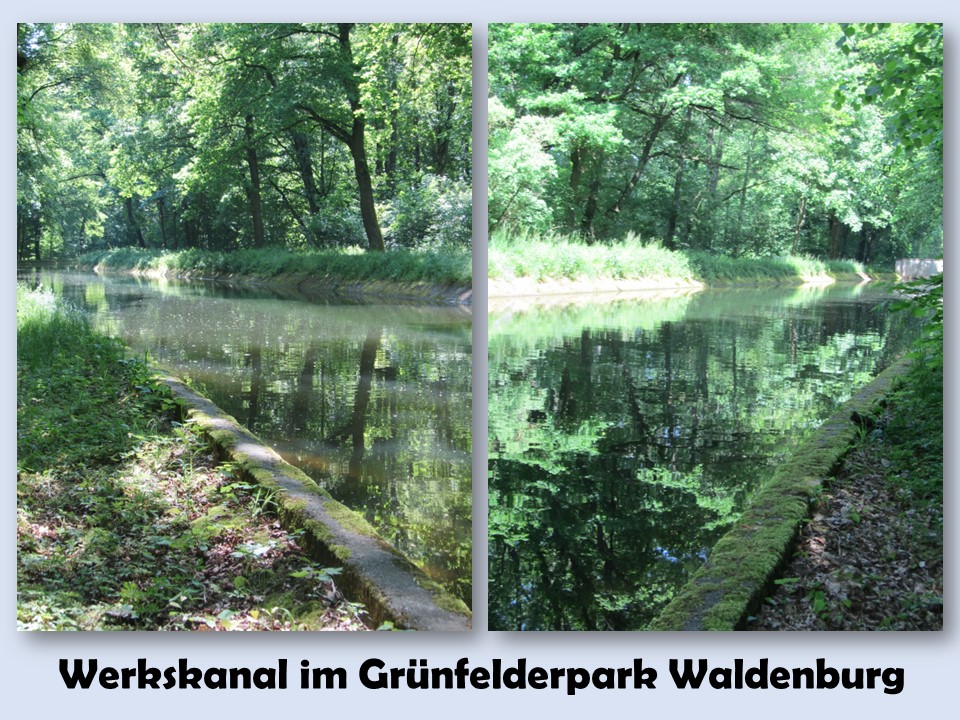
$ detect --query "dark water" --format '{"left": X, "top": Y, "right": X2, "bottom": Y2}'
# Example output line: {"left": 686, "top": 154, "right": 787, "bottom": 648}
{"left": 488, "top": 285, "right": 914, "bottom": 630}
{"left": 28, "top": 271, "right": 472, "bottom": 605}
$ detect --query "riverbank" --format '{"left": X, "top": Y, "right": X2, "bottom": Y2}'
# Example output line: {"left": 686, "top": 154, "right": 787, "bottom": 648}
{"left": 16, "top": 285, "right": 367, "bottom": 631}
{"left": 750, "top": 355, "right": 943, "bottom": 631}
{"left": 649, "top": 349, "right": 942, "bottom": 631}
{"left": 650, "top": 357, "right": 916, "bottom": 631}
{"left": 77, "top": 246, "right": 473, "bottom": 304}
{"left": 489, "top": 233, "right": 877, "bottom": 297}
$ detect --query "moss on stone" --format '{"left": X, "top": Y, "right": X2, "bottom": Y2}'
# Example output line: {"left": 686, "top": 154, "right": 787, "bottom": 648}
{"left": 321, "top": 499, "right": 382, "bottom": 540}
{"left": 301, "top": 519, "right": 352, "bottom": 563}
{"left": 650, "top": 357, "right": 912, "bottom": 631}
{"left": 417, "top": 579, "right": 471, "bottom": 616}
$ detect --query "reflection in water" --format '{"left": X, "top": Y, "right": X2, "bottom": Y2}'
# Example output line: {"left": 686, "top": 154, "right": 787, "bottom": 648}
{"left": 488, "top": 286, "right": 913, "bottom": 630}
{"left": 33, "top": 271, "right": 472, "bottom": 605}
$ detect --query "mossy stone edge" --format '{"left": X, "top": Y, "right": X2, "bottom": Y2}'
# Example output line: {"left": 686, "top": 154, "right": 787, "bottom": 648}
{"left": 649, "top": 357, "right": 912, "bottom": 632}
{"left": 160, "top": 373, "right": 471, "bottom": 631}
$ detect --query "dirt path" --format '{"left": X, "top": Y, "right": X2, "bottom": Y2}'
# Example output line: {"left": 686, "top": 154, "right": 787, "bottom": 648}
{"left": 749, "top": 425, "right": 942, "bottom": 631}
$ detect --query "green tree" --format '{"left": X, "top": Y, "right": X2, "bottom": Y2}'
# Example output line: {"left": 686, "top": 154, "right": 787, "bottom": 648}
{"left": 488, "top": 23, "right": 942, "bottom": 268}
{"left": 17, "top": 23, "right": 472, "bottom": 260}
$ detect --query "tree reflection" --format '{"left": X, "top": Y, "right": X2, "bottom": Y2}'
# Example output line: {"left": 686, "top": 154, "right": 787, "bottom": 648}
{"left": 32, "top": 272, "right": 473, "bottom": 606}
{"left": 489, "top": 288, "right": 913, "bottom": 630}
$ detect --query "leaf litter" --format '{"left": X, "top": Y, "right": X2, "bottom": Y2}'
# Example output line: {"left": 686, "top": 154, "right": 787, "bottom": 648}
{"left": 749, "top": 417, "right": 942, "bottom": 631}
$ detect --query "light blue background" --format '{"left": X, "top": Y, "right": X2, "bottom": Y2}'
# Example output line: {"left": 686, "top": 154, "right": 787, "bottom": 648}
{"left": 5, "top": 3, "right": 954, "bottom": 717}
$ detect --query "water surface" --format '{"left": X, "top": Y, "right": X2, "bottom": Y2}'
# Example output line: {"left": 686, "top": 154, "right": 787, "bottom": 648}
{"left": 488, "top": 285, "right": 913, "bottom": 630}
{"left": 30, "top": 271, "right": 473, "bottom": 605}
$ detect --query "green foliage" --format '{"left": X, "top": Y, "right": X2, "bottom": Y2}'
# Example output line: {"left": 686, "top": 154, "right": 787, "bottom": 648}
{"left": 488, "top": 23, "right": 942, "bottom": 266}
{"left": 17, "top": 23, "right": 471, "bottom": 261}
{"left": 16, "top": 285, "right": 365, "bottom": 630}
{"left": 835, "top": 23, "right": 942, "bottom": 155}
{"left": 889, "top": 273, "right": 943, "bottom": 374}
{"left": 490, "top": 230, "right": 865, "bottom": 286}
{"left": 81, "top": 245, "right": 472, "bottom": 285}
{"left": 883, "top": 280, "right": 943, "bottom": 507}
{"left": 382, "top": 174, "right": 471, "bottom": 248}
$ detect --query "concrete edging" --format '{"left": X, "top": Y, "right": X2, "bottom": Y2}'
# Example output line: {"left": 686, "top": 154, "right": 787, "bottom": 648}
{"left": 161, "top": 374, "right": 471, "bottom": 631}
{"left": 649, "top": 357, "right": 912, "bottom": 631}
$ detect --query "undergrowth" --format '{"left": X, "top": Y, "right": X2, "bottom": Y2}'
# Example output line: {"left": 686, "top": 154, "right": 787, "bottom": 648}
{"left": 753, "top": 274, "right": 942, "bottom": 631}
{"left": 17, "top": 285, "right": 367, "bottom": 631}
{"left": 489, "top": 230, "right": 867, "bottom": 284}
{"left": 79, "top": 245, "right": 472, "bottom": 286}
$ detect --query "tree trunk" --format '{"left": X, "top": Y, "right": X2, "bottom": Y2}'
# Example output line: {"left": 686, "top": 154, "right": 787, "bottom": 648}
{"left": 734, "top": 126, "right": 759, "bottom": 257}
{"left": 319, "top": 131, "right": 327, "bottom": 195}
{"left": 244, "top": 114, "right": 266, "bottom": 249}
{"left": 568, "top": 146, "right": 583, "bottom": 230}
{"left": 665, "top": 109, "right": 693, "bottom": 249}
{"left": 291, "top": 131, "right": 320, "bottom": 216}
{"left": 349, "top": 128, "right": 386, "bottom": 251}
{"left": 181, "top": 196, "right": 195, "bottom": 248}
{"left": 157, "top": 196, "right": 168, "bottom": 249}
{"left": 125, "top": 197, "right": 146, "bottom": 248}
{"left": 791, "top": 195, "right": 806, "bottom": 254}
{"left": 828, "top": 213, "right": 847, "bottom": 259}
{"left": 171, "top": 202, "right": 179, "bottom": 250}
{"left": 339, "top": 24, "right": 385, "bottom": 252}
{"left": 858, "top": 224, "right": 871, "bottom": 263}
{"left": 580, "top": 153, "right": 603, "bottom": 239}
{"left": 294, "top": 25, "right": 386, "bottom": 252}
{"left": 608, "top": 112, "right": 670, "bottom": 216}
{"left": 697, "top": 126, "right": 725, "bottom": 250}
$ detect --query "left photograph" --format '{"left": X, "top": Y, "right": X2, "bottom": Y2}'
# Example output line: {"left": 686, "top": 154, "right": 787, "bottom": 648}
{"left": 17, "top": 23, "right": 473, "bottom": 631}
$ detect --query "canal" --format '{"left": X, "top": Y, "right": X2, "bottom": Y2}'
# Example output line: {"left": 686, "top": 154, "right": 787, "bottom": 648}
{"left": 488, "top": 284, "right": 915, "bottom": 630}
{"left": 29, "top": 270, "right": 473, "bottom": 606}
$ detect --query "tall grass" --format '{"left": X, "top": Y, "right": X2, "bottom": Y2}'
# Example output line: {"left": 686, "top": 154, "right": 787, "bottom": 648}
{"left": 489, "top": 231, "right": 695, "bottom": 281}
{"left": 17, "top": 284, "right": 157, "bottom": 472}
{"left": 17, "top": 285, "right": 118, "bottom": 371}
{"left": 489, "top": 230, "right": 866, "bottom": 285}
{"left": 79, "top": 245, "right": 472, "bottom": 286}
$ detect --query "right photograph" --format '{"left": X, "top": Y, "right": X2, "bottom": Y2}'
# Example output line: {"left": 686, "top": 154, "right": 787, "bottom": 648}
{"left": 487, "top": 23, "right": 943, "bottom": 631}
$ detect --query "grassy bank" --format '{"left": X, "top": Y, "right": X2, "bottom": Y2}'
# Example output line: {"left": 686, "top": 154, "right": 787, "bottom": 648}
{"left": 79, "top": 245, "right": 472, "bottom": 286}
{"left": 489, "top": 231, "right": 870, "bottom": 287}
{"left": 17, "top": 285, "right": 366, "bottom": 631}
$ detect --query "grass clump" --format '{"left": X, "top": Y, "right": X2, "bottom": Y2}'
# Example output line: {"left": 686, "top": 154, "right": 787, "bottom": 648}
{"left": 17, "top": 285, "right": 366, "bottom": 631}
{"left": 79, "top": 245, "right": 472, "bottom": 286}
{"left": 489, "top": 230, "right": 695, "bottom": 282}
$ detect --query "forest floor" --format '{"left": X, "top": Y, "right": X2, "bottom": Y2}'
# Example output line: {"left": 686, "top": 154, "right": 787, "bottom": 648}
{"left": 749, "top": 368, "right": 943, "bottom": 631}
{"left": 17, "top": 285, "right": 369, "bottom": 631}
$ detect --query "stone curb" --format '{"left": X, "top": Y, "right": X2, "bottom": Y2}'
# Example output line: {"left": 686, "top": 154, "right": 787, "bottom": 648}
{"left": 649, "top": 357, "right": 912, "bottom": 631}
{"left": 160, "top": 374, "right": 472, "bottom": 632}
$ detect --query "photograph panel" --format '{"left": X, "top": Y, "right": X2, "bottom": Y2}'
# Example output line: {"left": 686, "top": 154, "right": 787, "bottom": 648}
{"left": 17, "top": 22, "right": 473, "bottom": 631}
{"left": 487, "top": 22, "right": 942, "bottom": 631}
